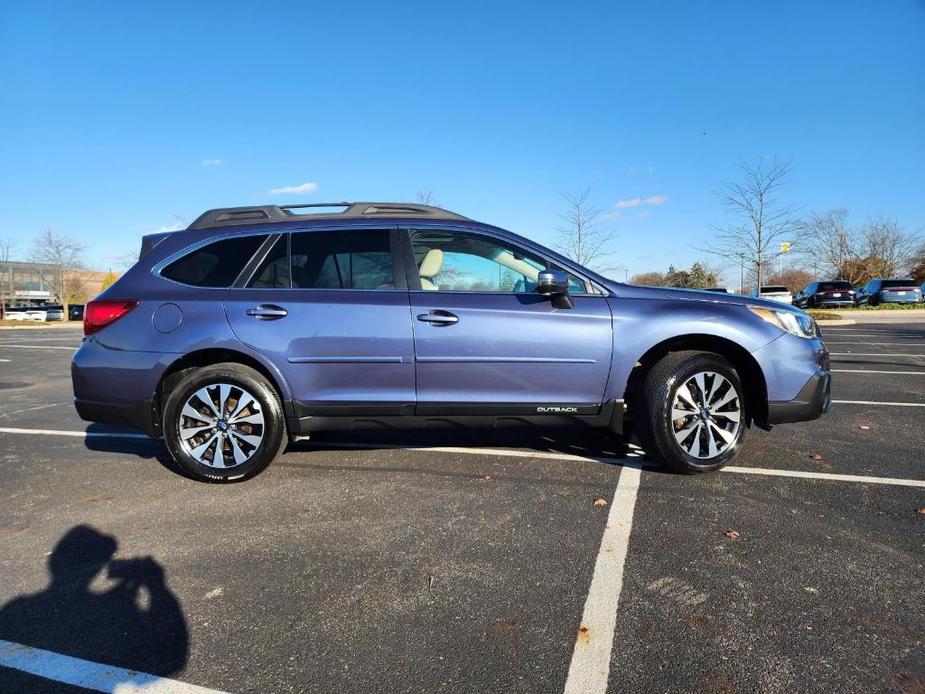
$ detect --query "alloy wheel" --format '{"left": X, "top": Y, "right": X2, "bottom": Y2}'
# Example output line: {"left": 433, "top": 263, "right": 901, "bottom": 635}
{"left": 177, "top": 383, "right": 265, "bottom": 468}
{"left": 670, "top": 371, "right": 741, "bottom": 460}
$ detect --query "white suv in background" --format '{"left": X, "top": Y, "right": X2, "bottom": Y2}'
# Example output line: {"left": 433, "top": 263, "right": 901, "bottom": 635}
{"left": 753, "top": 285, "right": 793, "bottom": 305}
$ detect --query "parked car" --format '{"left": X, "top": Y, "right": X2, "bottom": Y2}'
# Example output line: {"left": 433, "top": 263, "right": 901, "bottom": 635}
{"left": 700, "top": 287, "right": 730, "bottom": 294}
{"left": 752, "top": 285, "right": 793, "bottom": 304}
{"left": 856, "top": 278, "right": 923, "bottom": 306}
{"left": 793, "top": 281, "right": 856, "bottom": 309}
{"left": 72, "top": 201, "right": 831, "bottom": 482}
{"left": 69, "top": 304, "right": 85, "bottom": 321}
{"left": 3, "top": 307, "right": 28, "bottom": 320}
{"left": 44, "top": 305, "right": 65, "bottom": 321}
{"left": 25, "top": 308, "right": 48, "bottom": 321}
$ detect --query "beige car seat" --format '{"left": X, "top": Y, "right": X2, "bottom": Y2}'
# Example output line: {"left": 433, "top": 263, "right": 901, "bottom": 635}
{"left": 418, "top": 249, "right": 444, "bottom": 290}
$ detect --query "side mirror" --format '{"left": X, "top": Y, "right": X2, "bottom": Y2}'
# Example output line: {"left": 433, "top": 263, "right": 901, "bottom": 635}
{"left": 536, "top": 269, "right": 569, "bottom": 295}
{"left": 536, "top": 269, "right": 574, "bottom": 309}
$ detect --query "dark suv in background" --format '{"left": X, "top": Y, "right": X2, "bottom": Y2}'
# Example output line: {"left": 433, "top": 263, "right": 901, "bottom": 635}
{"left": 793, "top": 281, "right": 857, "bottom": 308}
{"left": 72, "top": 202, "right": 831, "bottom": 482}
{"left": 856, "top": 278, "right": 923, "bottom": 306}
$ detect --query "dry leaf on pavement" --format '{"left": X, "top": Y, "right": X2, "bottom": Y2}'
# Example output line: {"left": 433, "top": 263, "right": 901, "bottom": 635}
{"left": 593, "top": 498, "right": 608, "bottom": 507}
{"left": 724, "top": 530, "right": 741, "bottom": 540}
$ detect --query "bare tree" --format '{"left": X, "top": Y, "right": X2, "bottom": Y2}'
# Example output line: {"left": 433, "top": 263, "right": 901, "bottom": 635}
{"left": 415, "top": 191, "right": 439, "bottom": 206}
{"left": 0, "top": 238, "right": 15, "bottom": 318}
{"left": 859, "top": 217, "right": 920, "bottom": 277}
{"left": 29, "top": 229, "right": 86, "bottom": 314}
{"left": 556, "top": 189, "right": 617, "bottom": 271}
{"left": 702, "top": 160, "right": 802, "bottom": 291}
{"left": 801, "top": 208, "right": 857, "bottom": 280}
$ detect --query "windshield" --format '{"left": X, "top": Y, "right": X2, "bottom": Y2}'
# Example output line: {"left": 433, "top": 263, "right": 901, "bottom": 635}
{"left": 761, "top": 286, "right": 789, "bottom": 293}
{"left": 818, "top": 282, "right": 852, "bottom": 291}
{"left": 880, "top": 279, "right": 917, "bottom": 288}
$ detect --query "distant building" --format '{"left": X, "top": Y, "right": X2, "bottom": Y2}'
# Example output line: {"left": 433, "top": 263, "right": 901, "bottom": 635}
{"left": 0, "top": 260, "right": 109, "bottom": 306}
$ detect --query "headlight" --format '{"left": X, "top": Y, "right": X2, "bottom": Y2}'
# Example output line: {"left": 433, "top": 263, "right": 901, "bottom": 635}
{"left": 748, "top": 306, "right": 818, "bottom": 339}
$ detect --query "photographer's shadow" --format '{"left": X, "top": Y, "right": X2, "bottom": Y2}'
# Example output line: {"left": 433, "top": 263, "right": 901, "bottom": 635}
{"left": 0, "top": 525, "right": 188, "bottom": 682}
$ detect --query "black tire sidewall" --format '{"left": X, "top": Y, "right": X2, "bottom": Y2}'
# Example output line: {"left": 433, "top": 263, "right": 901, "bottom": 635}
{"left": 654, "top": 355, "right": 746, "bottom": 472}
{"left": 162, "top": 364, "right": 285, "bottom": 482}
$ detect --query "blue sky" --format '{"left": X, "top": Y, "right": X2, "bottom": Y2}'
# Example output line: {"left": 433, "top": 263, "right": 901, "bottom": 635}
{"left": 2, "top": 1, "right": 923, "bottom": 285}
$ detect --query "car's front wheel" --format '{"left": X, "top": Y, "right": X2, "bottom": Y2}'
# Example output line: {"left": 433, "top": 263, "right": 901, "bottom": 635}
{"left": 162, "top": 363, "right": 286, "bottom": 482}
{"left": 636, "top": 351, "right": 746, "bottom": 473}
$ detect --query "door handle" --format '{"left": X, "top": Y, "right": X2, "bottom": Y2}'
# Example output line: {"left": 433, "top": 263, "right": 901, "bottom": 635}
{"left": 416, "top": 311, "right": 459, "bottom": 325}
{"left": 246, "top": 304, "right": 288, "bottom": 320}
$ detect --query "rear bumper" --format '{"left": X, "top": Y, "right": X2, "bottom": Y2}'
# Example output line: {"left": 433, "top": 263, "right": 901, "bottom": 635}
{"left": 766, "top": 370, "right": 832, "bottom": 425}
{"left": 74, "top": 398, "right": 159, "bottom": 437}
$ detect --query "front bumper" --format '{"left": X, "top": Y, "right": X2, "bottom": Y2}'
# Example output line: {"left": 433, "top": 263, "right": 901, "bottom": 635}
{"left": 766, "top": 370, "right": 832, "bottom": 425}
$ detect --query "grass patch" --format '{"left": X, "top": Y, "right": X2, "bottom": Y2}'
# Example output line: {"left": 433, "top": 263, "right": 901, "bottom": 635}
{"left": 806, "top": 310, "right": 842, "bottom": 321}
{"left": 845, "top": 302, "right": 925, "bottom": 311}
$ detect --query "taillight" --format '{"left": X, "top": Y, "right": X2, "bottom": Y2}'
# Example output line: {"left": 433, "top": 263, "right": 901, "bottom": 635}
{"left": 83, "top": 300, "right": 139, "bottom": 336}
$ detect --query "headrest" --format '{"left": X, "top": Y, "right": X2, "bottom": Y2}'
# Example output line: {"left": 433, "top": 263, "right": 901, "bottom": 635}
{"left": 418, "top": 249, "right": 444, "bottom": 277}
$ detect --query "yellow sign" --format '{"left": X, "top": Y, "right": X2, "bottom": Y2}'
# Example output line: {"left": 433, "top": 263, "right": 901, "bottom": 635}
{"left": 780, "top": 242, "right": 791, "bottom": 252}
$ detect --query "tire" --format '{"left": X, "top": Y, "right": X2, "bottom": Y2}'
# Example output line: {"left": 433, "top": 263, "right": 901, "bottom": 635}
{"left": 635, "top": 351, "right": 746, "bottom": 473}
{"left": 162, "top": 362, "right": 286, "bottom": 482}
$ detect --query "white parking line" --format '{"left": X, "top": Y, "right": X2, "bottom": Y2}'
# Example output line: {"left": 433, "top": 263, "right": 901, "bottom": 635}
{"left": 825, "top": 341, "right": 925, "bottom": 346}
{"left": 0, "top": 638, "right": 227, "bottom": 694}
{"left": 0, "top": 344, "right": 77, "bottom": 351}
{"left": 722, "top": 466, "right": 925, "bottom": 488}
{"left": 832, "top": 369, "right": 925, "bottom": 375}
{"left": 563, "top": 463, "right": 642, "bottom": 694}
{"left": 830, "top": 353, "right": 925, "bottom": 358}
{"left": 0, "top": 426, "right": 149, "bottom": 439}
{"left": 832, "top": 399, "right": 925, "bottom": 408}
{"left": 1, "top": 426, "right": 923, "bottom": 487}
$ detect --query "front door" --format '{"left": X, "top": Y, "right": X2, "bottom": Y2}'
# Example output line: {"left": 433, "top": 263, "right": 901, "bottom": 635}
{"left": 406, "top": 228, "right": 613, "bottom": 415}
{"left": 224, "top": 228, "right": 415, "bottom": 416}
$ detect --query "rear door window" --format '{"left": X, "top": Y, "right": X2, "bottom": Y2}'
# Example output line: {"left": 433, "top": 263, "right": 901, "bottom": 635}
{"left": 161, "top": 235, "right": 267, "bottom": 287}
{"left": 290, "top": 230, "right": 396, "bottom": 290}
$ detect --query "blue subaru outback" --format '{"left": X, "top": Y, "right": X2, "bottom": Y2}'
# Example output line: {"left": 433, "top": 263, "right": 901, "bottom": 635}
{"left": 72, "top": 202, "right": 831, "bottom": 481}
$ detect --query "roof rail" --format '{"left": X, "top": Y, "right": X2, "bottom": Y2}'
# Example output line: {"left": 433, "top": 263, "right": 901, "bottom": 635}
{"left": 187, "top": 201, "right": 469, "bottom": 230}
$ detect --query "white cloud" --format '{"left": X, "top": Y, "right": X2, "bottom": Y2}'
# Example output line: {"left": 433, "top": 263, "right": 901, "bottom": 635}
{"left": 201, "top": 158, "right": 222, "bottom": 167}
{"left": 268, "top": 182, "right": 318, "bottom": 195}
{"left": 635, "top": 210, "right": 651, "bottom": 220}
{"left": 613, "top": 195, "right": 668, "bottom": 210}
{"left": 615, "top": 198, "right": 642, "bottom": 208}
{"left": 600, "top": 211, "right": 621, "bottom": 221}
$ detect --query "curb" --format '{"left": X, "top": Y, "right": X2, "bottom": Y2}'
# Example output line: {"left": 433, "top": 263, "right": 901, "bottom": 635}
{"left": 816, "top": 318, "right": 856, "bottom": 326}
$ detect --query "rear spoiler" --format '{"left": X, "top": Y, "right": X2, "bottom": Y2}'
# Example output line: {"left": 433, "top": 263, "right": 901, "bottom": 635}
{"left": 138, "top": 232, "right": 175, "bottom": 260}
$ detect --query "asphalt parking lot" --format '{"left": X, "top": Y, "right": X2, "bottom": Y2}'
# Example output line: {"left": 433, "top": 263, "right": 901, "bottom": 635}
{"left": 0, "top": 322, "right": 922, "bottom": 694}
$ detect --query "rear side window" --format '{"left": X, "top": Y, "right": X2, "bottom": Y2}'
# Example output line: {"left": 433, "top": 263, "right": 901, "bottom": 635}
{"left": 248, "top": 235, "right": 290, "bottom": 288}
{"left": 761, "top": 286, "right": 789, "bottom": 293}
{"left": 161, "top": 235, "right": 266, "bottom": 287}
{"left": 290, "top": 230, "right": 395, "bottom": 290}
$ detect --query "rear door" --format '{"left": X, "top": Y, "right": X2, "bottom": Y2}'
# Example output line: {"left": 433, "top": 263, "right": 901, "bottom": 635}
{"left": 404, "top": 227, "right": 613, "bottom": 414}
{"left": 224, "top": 227, "right": 416, "bottom": 417}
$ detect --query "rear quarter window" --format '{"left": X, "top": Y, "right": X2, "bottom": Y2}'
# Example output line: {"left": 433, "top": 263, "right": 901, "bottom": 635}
{"left": 161, "top": 235, "right": 267, "bottom": 287}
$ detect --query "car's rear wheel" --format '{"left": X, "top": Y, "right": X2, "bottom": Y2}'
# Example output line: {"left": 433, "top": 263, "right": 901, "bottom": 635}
{"left": 636, "top": 351, "right": 746, "bottom": 473}
{"left": 162, "top": 363, "right": 286, "bottom": 482}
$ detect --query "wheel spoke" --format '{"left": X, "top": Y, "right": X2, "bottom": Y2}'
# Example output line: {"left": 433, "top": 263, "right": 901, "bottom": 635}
{"left": 229, "top": 430, "right": 262, "bottom": 448}
{"left": 672, "top": 407, "right": 695, "bottom": 421}
{"left": 705, "top": 423, "right": 718, "bottom": 457}
{"left": 180, "top": 423, "right": 213, "bottom": 440}
{"left": 218, "top": 384, "right": 232, "bottom": 417}
{"left": 711, "top": 386, "right": 738, "bottom": 410}
{"left": 676, "top": 382, "right": 699, "bottom": 409}
{"left": 181, "top": 404, "right": 211, "bottom": 424}
{"left": 228, "top": 392, "right": 255, "bottom": 421}
{"left": 229, "top": 411, "right": 264, "bottom": 426}
{"left": 694, "top": 373, "right": 709, "bottom": 407}
{"left": 228, "top": 433, "right": 248, "bottom": 465}
{"left": 713, "top": 409, "right": 740, "bottom": 423}
{"left": 709, "top": 421, "right": 735, "bottom": 444}
{"left": 212, "top": 436, "right": 225, "bottom": 467}
{"left": 194, "top": 387, "right": 220, "bottom": 418}
{"left": 190, "top": 432, "right": 219, "bottom": 462}
{"left": 686, "top": 423, "right": 702, "bottom": 456}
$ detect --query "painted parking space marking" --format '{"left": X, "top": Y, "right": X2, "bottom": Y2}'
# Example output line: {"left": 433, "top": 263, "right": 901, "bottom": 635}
{"left": 0, "top": 426, "right": 150, "bottom": 439}
{"left": 563, "top": 463, "right": 642, "bottom": 694}
{"left": 831, "top": 369, "right": 925, "bottom": 375}
{"left": 830, "top": 353, "right": 925, "bottom": 358}
{"left": 0, "top": 639, "right": 227, "bottom": 694}
{"left": 0, "top": 344, "right": 77, "bottom": 351}
{"left": 1, "top": 427, "right": 922, "bottom": 488}
{"left": 832, "top": 399, "right": 925, "bottom": 408}
{"left": 721, "top": 466, "right": 925, "bottom": 488}
{"left": 825, "top": 341, "right": 925, "bottom": 346}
